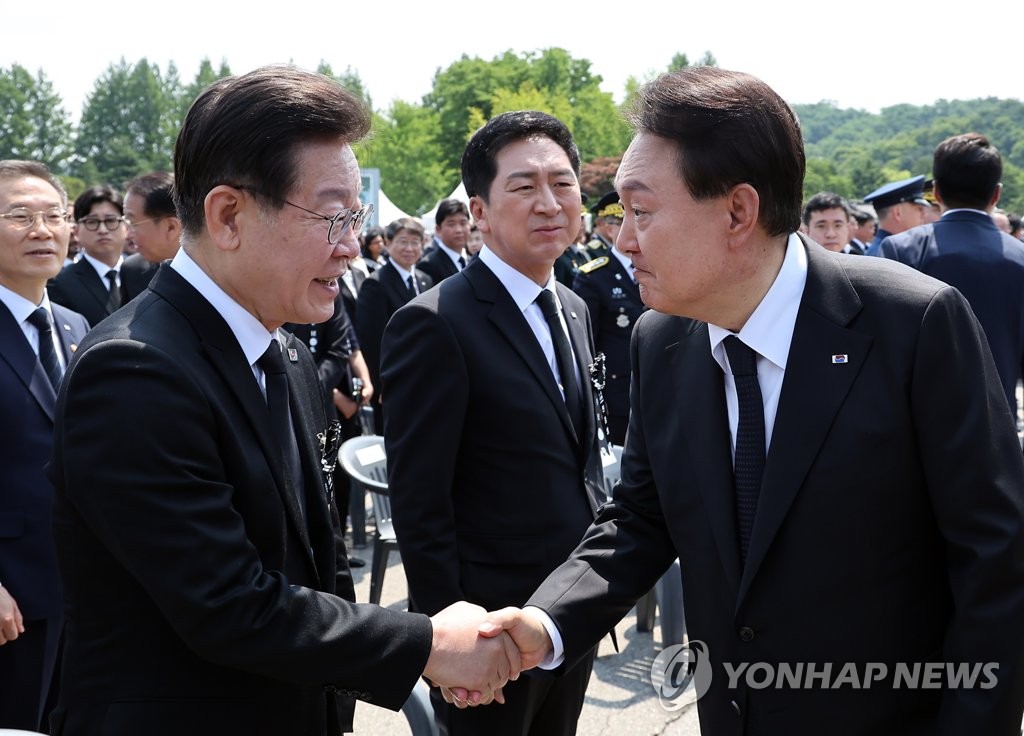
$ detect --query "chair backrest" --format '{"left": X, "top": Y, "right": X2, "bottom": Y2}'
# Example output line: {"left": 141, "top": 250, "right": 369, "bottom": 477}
{"left": 338, "top": 435, "right": 388, "bottom": 491}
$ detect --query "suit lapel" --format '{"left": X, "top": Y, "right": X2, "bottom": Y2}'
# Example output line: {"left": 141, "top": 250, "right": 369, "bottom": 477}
{"left": 466, "top": 263, "right": 578, "bottom": 442}
{"left": 52, "top": 304, "right": 86, "bottom": 363}
{"left": 0, "top": 304, "right": 55, "bottom": 419}
{"left": 149, "top": 268, "right": 317, "bottom": 575}
{"left": 380, "top": 263, "right": 409, "bottom": 307}
{"left": 280, "top": 334, "right": 329, "bottom": 586}
{"left": 739, "top": 242, "right": 872, "bottom": 601}
{"left": 670, "top": 321, "right": 743, "bottom": 595}
{"left": 560, "top": 284, "right": 594, "bottom": 448}
{"left": 75, "top": 259, "right": 112, "bottom": 315}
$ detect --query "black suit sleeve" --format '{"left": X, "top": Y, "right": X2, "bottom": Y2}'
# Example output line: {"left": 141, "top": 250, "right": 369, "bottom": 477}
{"left": 57, "top": 338, "right": 431, "bottom": 708}
{"left": 381, "top": 301, "right": 469, "bottom": 615}
{"left": 526, "top": 311, "right": 677, "bottom": 666}
{"left": 908, "top": 287, "right": 1024, "bottom": 731}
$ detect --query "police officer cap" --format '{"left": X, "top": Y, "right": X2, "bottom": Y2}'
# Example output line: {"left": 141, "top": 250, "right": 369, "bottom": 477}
{"left": 862, "top": 175, "right": 929, "bottom": 209}
{"left": 590, "top": 190, "right": 624, "bottom": 220}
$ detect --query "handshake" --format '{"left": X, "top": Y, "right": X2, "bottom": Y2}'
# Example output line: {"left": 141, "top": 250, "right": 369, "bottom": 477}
{"left": 422, "top": 601, "right": 553, "bottom": 707}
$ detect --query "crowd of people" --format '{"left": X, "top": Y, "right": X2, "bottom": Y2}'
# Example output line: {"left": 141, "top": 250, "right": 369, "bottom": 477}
{"left": 3, "top": 62, "right": 1024, "bottom": 736}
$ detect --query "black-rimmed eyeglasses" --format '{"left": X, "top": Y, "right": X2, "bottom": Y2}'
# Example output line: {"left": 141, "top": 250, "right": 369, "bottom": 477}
{"left": 78, "top": 216, "right": 126, "bottom": 231}
{"left": 230, "top": 183, "right": 373, "bottom": 244}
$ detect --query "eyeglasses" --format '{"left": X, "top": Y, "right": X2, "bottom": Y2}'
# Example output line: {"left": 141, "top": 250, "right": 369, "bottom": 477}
{"left": 78, "top": 216, "right": 126, "bottom": 231}
{"left": 0, "top": 207, "right": 70, "bottom": 230}
{"left": 230, "top": 183, "right": 373, "bottom": 244}
{"left": 124, "top": 216, "right": 160, "bottom": 229}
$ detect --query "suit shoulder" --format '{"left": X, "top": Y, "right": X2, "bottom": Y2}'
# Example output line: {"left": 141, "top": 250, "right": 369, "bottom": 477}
{"left": 578, "top": 256, "right": 609, "bottom": 275}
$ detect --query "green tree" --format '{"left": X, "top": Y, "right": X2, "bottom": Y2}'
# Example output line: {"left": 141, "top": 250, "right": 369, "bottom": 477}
{"left": 355, "top": 102, "right": 448, "bottom": 216}
{"left": 0, "top": 64, "right": 73, "bottom": 170}
{"left": 73, "top": 58, "right": 176, "bottom": 185}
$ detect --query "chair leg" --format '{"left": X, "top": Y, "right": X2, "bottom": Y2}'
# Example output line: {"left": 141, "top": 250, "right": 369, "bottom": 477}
{"left": 369, "top": 536, "right": 388, "bottom": 605}
{"left": 635, "top": 588, "right": 657, "bottom": 632}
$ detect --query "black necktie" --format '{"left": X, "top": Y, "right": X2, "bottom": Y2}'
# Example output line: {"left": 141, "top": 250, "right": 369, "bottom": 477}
{"left": 723, "top": 335, "right": 765, "bottom": 563}
{"left": 457, "top": 255, "right": 466, "bottom": 270}
{"left": 105, "top": 269, "right": 122, "bottom": 312}
{"left": 406, "top": 275, "right": 416, "bottom": 298}
{"left": 258, "top": 340, "right": 306, "bottom": 521}
{"left": 536, "top": 289, "right": 584, "bottom": 438}
{"left": 27, "top": 307, "right": 62, "bottom": 392}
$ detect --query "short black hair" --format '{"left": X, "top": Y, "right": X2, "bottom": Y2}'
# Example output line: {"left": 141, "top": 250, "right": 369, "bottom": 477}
{"left": 74, "top": 184, "right": 123, "bottom": 220}
{"left": 802, "top": 192, "right": 851, "bottom": 226}
{"left": 174, "top": 65, "right": 371, "bottom": 240}
{"left": 626, "top": 66, "right": 805, "bottom": 237}
{"left": 933, "top": 133, "right": 1002, "bottom": 211}
{"left": 461, "top": 111, "right": 580, "bottom": 203}
{"left": 126, "top": 171, "right": 176, "bottom": 219}
{"left": 435, "top": 198, "right": 470, "bottom": 228}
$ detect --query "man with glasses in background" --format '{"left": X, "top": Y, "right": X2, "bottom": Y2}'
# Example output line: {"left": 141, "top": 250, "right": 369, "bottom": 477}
{"left": 47, "top": 184, "right": 153, "bottom": 326}
{"left": 49, "top": 66, "right": 522, "bottom": 736}
{"left": 0, "top": 160, "right": 89, "bottom": 732}
{"left": 122, "top": 171, "right": 182, "bottom": 289}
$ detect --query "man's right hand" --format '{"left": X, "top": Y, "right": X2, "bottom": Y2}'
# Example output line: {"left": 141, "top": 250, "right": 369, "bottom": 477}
{"left": 0, "top": 585, "right": 24, "bottom": 645}
{"left": 481, "top": 607, "right": 554, "bottom": 670}
{"left": 423, "top": 601, "right": 522, "bottom": 704}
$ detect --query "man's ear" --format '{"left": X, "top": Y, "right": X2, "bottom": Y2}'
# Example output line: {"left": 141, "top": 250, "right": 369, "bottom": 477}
{"left": 204, "top": 185, "right": 245, "bottom": 252}
{"left": 469, "top": 196, "right": 490, "bottom": 234}
{"left": 726, "top": 183, "right": 760, "bottom": 243}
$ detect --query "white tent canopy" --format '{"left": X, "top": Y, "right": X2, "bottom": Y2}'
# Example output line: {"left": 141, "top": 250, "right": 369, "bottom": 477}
{"left": 421, "top": 181, "right": 469, "bottom": 234}
{"left": 376, "top": 189, "right": 411, "bottom": 227}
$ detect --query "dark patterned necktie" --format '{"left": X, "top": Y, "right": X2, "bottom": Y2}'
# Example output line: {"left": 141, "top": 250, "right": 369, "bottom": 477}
{"left": 723, "top": 335, "right": 765, "bottom": 563}
{"left": 258, "top": 339, "right": 306, "bottom": 521}
{"left": 406, "top": 275, "right": 416, "bottom": 298}
{"left": 27, "top": 307, "right": 62, "bottom": 392}
{"left": 536, "top": 289, "right": 584, "bottom": 438}
{"left": 105, "top": 269, "right": 122, "bottom": 312}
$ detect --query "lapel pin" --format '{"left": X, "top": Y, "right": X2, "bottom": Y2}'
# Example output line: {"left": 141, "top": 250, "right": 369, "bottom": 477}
{"left": 287, "top": 348, "right": 299, "bottom": 363}
{"left": 62, "top": 323, "right": 71, "bottom": 331}
{"left": 832, "top": 354, "right": 848, "bottom": 364}
{"left": 570, "top": 311, "right": 577, "bottom": 320}
{"left": 70, "top": 344, "right": 78, "bottom": 353}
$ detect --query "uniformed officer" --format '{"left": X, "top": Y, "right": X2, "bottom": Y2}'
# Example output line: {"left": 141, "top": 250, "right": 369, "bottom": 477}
{"left": 585, "top": 190, "right": 623, "bottom": 258}
{"left": 862, "top": 174, "right": 929, "bottom": 255}
{"left": 572, "top": 204, "right": 646, "bottom": 446}
{"left": 554, "top": 193, "right": 593, "bottom": 286}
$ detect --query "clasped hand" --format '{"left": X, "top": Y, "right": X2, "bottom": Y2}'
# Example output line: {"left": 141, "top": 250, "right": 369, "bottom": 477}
{"left": 424, "top": 603, "right": 553, "bottom": 708}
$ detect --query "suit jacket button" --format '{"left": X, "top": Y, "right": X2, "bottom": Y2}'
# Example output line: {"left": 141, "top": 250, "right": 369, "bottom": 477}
{"left": 738, "top": 626, "right": 755, "bottom": 642}
{"left": 730, "top": 699, "right": 742, "bottom": 716}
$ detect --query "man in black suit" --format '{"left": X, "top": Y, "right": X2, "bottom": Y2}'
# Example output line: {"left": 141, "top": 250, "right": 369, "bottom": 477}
{"left": 47, "top": 185, "right": 151, "bottom": 326}
{"left": 49, "top": 65, "right": 522, "bottom": 736}
{"left": 876, "top": 132, "right": 1024, "bottom": 419}
{"left": 418, "top": 198, "right": 470, "bottom": 284}
{"left": 486, "top": 67, "right": 1024, "bottom": 735}
{"left": 0, "top": 160, "right": 89, "bottom": 732}
{"left": 572, "top": 191, "right": 646, "bottom": 446}
{"left": 355, "top": 217, "right": 432, "bottom": 434}
{"left": 123, "top": 171, "right": 181, "bottom": 287}
{"left": 382, "top": 111, "right": 606, "bottom": 735}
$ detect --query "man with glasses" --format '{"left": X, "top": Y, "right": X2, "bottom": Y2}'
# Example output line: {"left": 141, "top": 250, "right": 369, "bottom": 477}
{"left": 47, "top": 184, "right": 153, "bottom": 326}
{"left": 123, "top": 170, "right": 182, "bottom": 275}
{"left": 49, "top": 66, "right": 521, "bottom": 736}
{"left": 0, "top": 160, "right": 89, "bottom": 732}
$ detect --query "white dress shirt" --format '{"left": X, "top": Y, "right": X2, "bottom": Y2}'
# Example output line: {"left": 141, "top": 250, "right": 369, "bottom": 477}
{"left": 533, "top": 233, "right": 809, "bottom": 667}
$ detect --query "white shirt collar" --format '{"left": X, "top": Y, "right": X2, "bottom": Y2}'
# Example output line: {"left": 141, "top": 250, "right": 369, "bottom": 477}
{"left": 707, "top": 233, "right": 807, "bottom": 372}
{"left": 478, "top": 245, "right": 554, "bottom": 312}
{"left": 941, "top": 208, "right": 990, "bottom": 218}
{"left": 169, "top": 248, "right": 276, "bottom": 369}
{"left": 81, "top": 251, "right": 124, "bottom": 280}
{"left": 0, "top": 282, "right": 54, "bottom": 325}
{"left": 437, "top": 241, "right": 466, "bottom": 266}
{"left": 610, "top": 246, "right": 633, "bottom": 275}
{"left": 390, "top": 261, "right": 417, "bottom": 285}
